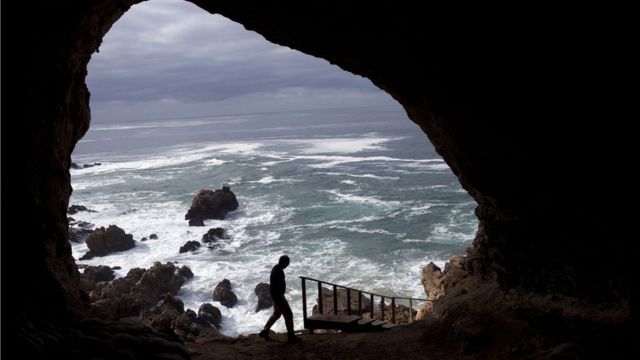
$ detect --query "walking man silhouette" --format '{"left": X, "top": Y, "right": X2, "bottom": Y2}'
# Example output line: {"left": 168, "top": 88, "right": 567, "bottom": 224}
{"left": 259, "top": 255, "right": 301, "bottom": 343}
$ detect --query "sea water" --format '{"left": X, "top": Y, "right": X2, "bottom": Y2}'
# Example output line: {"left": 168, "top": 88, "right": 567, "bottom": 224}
{"left": 70, "top": 105, "right": 477, "bottom": 336}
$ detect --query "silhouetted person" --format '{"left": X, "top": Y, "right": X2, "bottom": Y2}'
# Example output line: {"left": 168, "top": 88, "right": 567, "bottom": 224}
{"left": 259, "top": 255, "right": 301, "bottom": 343}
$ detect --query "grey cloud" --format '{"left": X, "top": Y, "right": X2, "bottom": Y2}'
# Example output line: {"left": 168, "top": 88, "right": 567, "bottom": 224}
{"left": 87, "top": 0, "right": 393, "bottom": 119}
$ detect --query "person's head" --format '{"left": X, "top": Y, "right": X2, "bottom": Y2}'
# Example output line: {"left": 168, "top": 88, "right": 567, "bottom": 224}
{"left": 278, "top": 255, "right": 290, "bottom": 268}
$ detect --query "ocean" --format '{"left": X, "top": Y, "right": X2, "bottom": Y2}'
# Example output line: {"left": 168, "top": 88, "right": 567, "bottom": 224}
{"left": 69, "top": 105, "right": 477, "bottom": 336}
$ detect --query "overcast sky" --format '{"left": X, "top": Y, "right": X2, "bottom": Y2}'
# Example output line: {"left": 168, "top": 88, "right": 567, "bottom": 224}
{"left": 87, "top": 0, "right": 398, "bottom": 123}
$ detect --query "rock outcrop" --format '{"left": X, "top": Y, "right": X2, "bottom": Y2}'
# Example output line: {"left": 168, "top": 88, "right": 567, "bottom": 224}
{"left": 213, "top": 279, "right": 238, "bottom": 308}
{"left": 254, "top": 283, "right": 272, "bottom": 312}
{"left": 196, "top": 303, "right": 221, "bottom": 329}
{"left": 185, "top": 187, "right": 239, "bottom": 225}
{"left": 82, "top": 225, "right": 135, "bottom": 259}
{"left": 89, "top": 262, "right": 194, "bottom": 320}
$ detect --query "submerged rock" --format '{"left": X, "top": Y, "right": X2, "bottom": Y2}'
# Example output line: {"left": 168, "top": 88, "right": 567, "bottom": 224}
{"left": 179, "top": 241, "right": 201, "bottom": 253}
{"left": 67, "top": 204, "right": 96, "bottom": 215}
{"left": 201, "top": 227, "right": 227, "bottom": 244}
{"left": 185, "top": 186, "right": 238, "bottom": 225}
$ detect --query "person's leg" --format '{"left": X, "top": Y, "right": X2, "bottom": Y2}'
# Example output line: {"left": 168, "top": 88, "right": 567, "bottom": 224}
{"left": 260, "top": 297, "right": 283, "bottom": 339}
{"left": 263, "top": 300, "right": 282, "bottom": 331}
{"left": 281, "top": 299, "right": 294, "bottom": 336}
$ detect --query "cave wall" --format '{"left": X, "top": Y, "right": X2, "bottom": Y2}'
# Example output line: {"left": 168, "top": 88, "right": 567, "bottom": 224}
{"left": 2, "top": 0, "right": 628, "bottom": 328}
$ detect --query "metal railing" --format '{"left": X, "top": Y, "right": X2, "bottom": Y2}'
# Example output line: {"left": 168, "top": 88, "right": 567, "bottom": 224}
{"left": 300, "top": 276, "right": 429, "bottom": 325}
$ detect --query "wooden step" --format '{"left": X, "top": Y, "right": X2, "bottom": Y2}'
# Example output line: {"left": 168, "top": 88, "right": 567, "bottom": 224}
{"left": 308, "top": 314, "right": 361, "bottom": 323}
{"left": 370, "top": 320, "right": 386, "bottom": 327}
{"left": 382, "top": 323, "right": 397, "bottom": 329}
{"left": 357, "top": 318, "right": 375, "bottom": 326}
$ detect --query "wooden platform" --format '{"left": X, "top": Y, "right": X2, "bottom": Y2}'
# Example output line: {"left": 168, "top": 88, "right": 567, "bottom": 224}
{"left": 305, "top": 314, "right": 396, "bottom": 333}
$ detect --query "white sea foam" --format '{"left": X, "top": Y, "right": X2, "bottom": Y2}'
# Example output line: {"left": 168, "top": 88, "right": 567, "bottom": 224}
{"left": 251, "top": 176, "right": 301, "bottom": 184}
{"left": 317, "top": 172, "right": 400, "bottom": 181}
{"left": 321, "top": 189, "right": 403, "bottom": 207}
{"left": 340, "top": 180, "right": 357, "bottom": 185}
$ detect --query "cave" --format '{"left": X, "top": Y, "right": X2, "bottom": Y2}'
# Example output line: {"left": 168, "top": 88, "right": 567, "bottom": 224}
{"left": 2, "top": 1, "right": 632, "bottom": 358}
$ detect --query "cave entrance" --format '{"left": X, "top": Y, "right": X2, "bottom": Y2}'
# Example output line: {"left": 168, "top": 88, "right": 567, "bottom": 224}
{"left": 69, "top": 0, "right": 477, "bottom": 337}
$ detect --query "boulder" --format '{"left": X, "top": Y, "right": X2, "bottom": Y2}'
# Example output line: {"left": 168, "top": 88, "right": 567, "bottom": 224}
{"left": 213, "top": 279, "right": 238, "bottom": 308}
{"left": 85, "top": 225, "right": 135, "bottom": 257}
{"left": 254, "top": 283, "right": 272, "bottom": 312}
{"left": 185, "top": 186, "right": 239, "bottom": 223}
{"left": 197, "top": 303, "right": 222, "bottom": 328}
{"left": 201, "top": 227, "right": 227, "bottom": 244}
{"left": 149, "top": 234, "right": 158, "bottom": 240}
{"left": 179, "top": 241, "right": 201, "bottom": 253}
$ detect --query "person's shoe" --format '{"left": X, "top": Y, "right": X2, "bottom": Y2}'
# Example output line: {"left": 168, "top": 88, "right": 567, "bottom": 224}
{"left": 258, "top": 329, "right": 271, "bottom": 341}
{"left": 287, "top": 335, "right": 302, "bottom": 344}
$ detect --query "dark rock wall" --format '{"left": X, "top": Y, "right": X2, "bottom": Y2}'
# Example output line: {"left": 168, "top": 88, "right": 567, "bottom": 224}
{"left": 3, "top": 0, "right": 627, "bottom": 331}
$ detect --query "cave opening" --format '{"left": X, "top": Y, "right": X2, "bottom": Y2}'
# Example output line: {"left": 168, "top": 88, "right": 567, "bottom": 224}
{"left": 3, "top": 0, "right": 632, "bottom": 358}
{"left": 70, "top": 0, "right": 478, "bottom": 337}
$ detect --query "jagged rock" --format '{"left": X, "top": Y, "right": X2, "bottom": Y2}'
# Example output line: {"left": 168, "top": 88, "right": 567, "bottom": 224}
{"left": 82, "top": 265, "right": 115, "bottom": 283}
{"left": 89, "top": 263, "right": 193, "bottom": 320}
{"left": 254, "top": 283, "right": 272, "bottom": 312}
{"left": 213, "top": 279, "right": 237, "bottom": 308}
{"left": 312, "top": 286, "right": 372, "bottom": 315}
{"left": 140, "top": 294, "right": 185, "bottom": 332}
{"left": 140, "top": 237, "right": 147, "bottom": 241}
{"left": 185, "top": 187, "right": 239, "bottom": 223}
{"left": 179, "top": 241, "right": 201, "bottom": 253}
{"left": 422, "top": 262, "right": 446, "bottom": 301}
{"left": 197, "top": 303, "right": 222, "bottom": 329}
{"left": 201, "top": 227, "right": 227, "bottom": 244}
{"left": 67, "top": 205, "right": 96, "bottom": 215}
{"left": 172, "top": 309, "right": 197, "bottom": 335}
{"left": 149, "top": 234, "right": 158, "bottom": 240}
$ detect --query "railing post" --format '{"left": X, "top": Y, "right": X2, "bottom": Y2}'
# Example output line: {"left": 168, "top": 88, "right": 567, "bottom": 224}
{"left": 346, "top": 288, "right": 351, "bottom": 315}
{"left": 409, "top": 299, "right": 413, "bottom": 323}
{"left": 381, "top": 296, "right": 385, "bottom": 321}
{"left": 301, "top": 278, "right": 307, "bottom": 322}
{"left": 391, "top": 297, "right": 395, "bottom": 324}
{"left": 332, "top": 284, "right": 338, "bottom": 315}
{"left": 358, "top": 291, "right": 362, "bottom": 314}
{"left": 317, "top": 281, "right": 323, "bottom": 314}
{"left": 370, "top": 293, "right": 374, "bottom": 318}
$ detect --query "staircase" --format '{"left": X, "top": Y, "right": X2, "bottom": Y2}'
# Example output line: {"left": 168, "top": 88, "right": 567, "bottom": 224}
{"left": 300, "top": 276, "right": 428, "bottom": 333}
